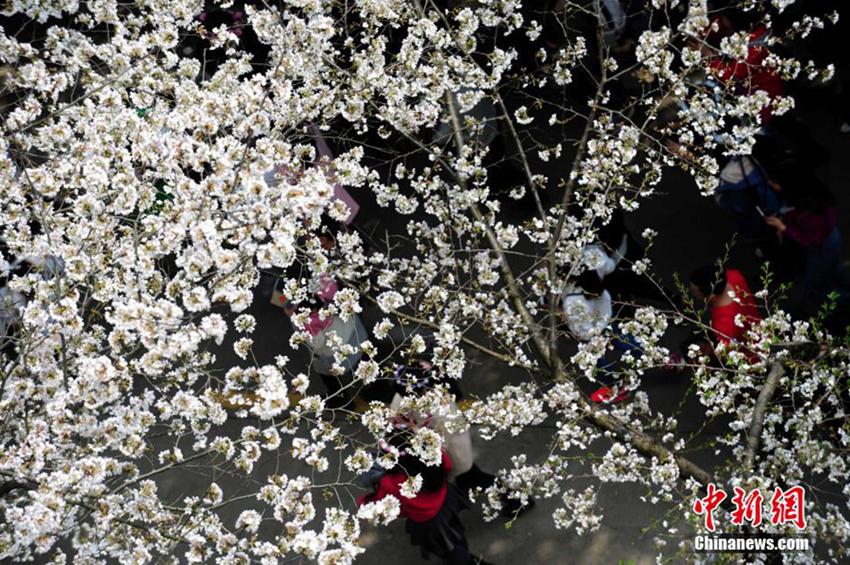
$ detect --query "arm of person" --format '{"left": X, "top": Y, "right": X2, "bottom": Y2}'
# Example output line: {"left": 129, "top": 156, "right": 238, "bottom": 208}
{"left": 583, "top": 244, "right": 617, "bottom": 278}
{"left": 357, "top": 473, "right": 398, "bottom": 506}
{"left": 783, "top": 208, "right": 836, "bottom": 249}
{"left": 560, "top": 309, "right": 596, "bottom": 342}
{"left": 767, "top": 214, "right": 822, "bottom": 249}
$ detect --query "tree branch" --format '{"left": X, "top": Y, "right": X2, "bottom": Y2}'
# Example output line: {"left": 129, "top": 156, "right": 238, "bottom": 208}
{"left": 584, "top": 408, "right": 716, "bottom": 486}
{"left": 742, "top": 361, "right": 786, "bottom": 473}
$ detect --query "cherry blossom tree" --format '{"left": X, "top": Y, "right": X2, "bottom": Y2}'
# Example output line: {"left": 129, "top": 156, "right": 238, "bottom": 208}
{"left": 0, "top": 0, "right": 846, "bottom": 564}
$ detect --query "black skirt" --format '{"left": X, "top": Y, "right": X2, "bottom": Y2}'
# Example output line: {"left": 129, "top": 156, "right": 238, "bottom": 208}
{"left": 405, "top": 483, "right": 471, "bottom": 563}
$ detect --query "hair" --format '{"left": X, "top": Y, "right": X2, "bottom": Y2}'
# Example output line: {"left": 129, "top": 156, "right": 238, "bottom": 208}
{"left": 317, "top": 214, "right": 344, "bottom": 243}
{"left": 690, "top": 264, "right": 728, "bottom": 297}
{"left": 574, "top": 269, "right": 605, "bottom": 297}
{"left": 391, "top": 354, "right": 463, "bottom": 398}
{"left": 281, "top": 262, "right": 324, "bottom": 311}
{"left": 392, "top": 361, "right": 433, "bottom": 396}
{"left": 196, "top": 7, "right": 270, "bottom": 75}
{"left": 776, "top": 166, "right": 834, "bottom": 214}
{"left": 594, "top": 209, "right": 627, "bottom": 253}
{"left": 722, "top": 7, "right": 762, "bottom": 32}
{"left": 397, "top": 450, "right": 447, "bottom": 493}
{"left": 383, "top": 428, "right": 448, "bottom": 493}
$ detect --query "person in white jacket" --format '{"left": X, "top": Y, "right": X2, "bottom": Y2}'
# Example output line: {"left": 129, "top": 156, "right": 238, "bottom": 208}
{"left": 560, "top": 269, "right": 682, "bottom": 403}
{"left": 559, "top": 269, "right": 630, "bottom": 403}
{"left": 560, "top": 272, "right": 614, "bottom": 342}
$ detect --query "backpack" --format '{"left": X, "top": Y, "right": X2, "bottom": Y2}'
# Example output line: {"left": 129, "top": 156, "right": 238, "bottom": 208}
{"left": 715, "top": 156, "right": 779, "bottom": 216}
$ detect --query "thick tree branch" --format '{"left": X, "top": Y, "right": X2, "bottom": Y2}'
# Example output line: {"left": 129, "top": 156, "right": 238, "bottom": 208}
{"left": 443, "top": 91, "right": 555, "bottom": 366}
{"left": 584, "top": 408, "right": 716, "bottom": 485}
{"left": 742, "top": 361, "right": 786, "bottom": 473}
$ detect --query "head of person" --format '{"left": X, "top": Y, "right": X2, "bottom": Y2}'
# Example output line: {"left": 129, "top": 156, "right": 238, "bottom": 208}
{"left": 573, "top": 269, "right": 605, "bottom": 298}
{"left": 773, "top": 166, "right": 833, "bottom": 213}
{"left": 389, "top": 432, "right": 447, "bottom": 493}
{"left": 593, "top": 209, "right": 626, "bottom": 252}
{"left": 392, "top": 356, "right": 434, "bottom": 397}
{"left": 685, "top": 2, "right": 727, "bottom": 51}
{"left": 690, "top": 2, "right": 757, "bottom": 51}
{"left": 722, "top": 6, "right": 761, "bottom": 34}
{"left": 689, "top": 264, "right": 727, "bottom": 301}
{"left": 279, "top": 262, "right": 323, "bottom": 316}
{"left": 317, "top": 215, "right": 343, "bottom": 250}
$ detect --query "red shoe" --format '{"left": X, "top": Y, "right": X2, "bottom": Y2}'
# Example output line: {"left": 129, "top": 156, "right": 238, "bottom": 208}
{"left": 590, "top": 386, "right": 630, "bottom": 403}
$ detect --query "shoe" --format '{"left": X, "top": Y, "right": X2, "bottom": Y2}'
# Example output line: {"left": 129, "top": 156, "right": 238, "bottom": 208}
{"left": 456, "top": 464, "right": 497, "bottom": 494}
{"left": 590, "top": 386, "right": 630, "bottom": 403}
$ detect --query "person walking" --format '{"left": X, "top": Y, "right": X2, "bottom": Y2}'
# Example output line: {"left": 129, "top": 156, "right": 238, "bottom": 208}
{"left": 714, "top": 154, "right": 781, "bottom": 243}
{"left": 388, "top": 357, "right": 534, "bottom": 519}
{"left": 764, "top": 172, "right": 850, "bottom": 308}
{"left": 585, "top": 209, "right": 674, "bottom": 307}
{"left": 358, "top": 433, "right": 496, "bottom": 565}
{"left": 560, "top": 269, "right": 681, "bottom": 403}
{"left": 390, "top": 358, "right": 496, "bottom": 496}
{"left": 278, "top": 267, "right": 367, "bottom": 408}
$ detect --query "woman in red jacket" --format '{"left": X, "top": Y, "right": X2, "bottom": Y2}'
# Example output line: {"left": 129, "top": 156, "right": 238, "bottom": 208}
{"left": 707, "top": 24, "right": 783, "bottom": 125}
{"left": 691, "top": 7, "right": 784, "bottom": 125}
{"left": 358, "top": 440, "right": 496, "bottom": 565}
{"left": 689, "top": 265, "right": 764, "bottom": 364}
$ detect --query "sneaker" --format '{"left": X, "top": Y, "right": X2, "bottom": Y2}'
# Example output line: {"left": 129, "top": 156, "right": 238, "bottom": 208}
{"left": 590, "top": 386, "right": 630, "bottom": 403}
